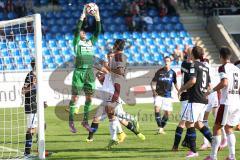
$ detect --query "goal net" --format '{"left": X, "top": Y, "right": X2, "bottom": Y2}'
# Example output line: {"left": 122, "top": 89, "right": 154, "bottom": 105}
{"left": 0, "top": 14, "right": 45, "bottom": 159}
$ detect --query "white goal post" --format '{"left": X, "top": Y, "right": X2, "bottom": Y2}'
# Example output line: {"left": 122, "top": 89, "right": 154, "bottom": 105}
{"left": 0, "top": 14, "right": 45, "bottom": 159}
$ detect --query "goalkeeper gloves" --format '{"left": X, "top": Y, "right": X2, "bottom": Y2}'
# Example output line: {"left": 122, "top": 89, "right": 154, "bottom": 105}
{"left": 80, "top": 5, "right": 86, "bottom": 21}
{"left": 94, "top": 6, "right": 100, "bottom": 21}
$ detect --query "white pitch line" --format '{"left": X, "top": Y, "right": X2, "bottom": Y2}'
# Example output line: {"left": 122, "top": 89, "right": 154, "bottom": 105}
{"left": 0, "top": 146, "right": 21, "bottom": 153}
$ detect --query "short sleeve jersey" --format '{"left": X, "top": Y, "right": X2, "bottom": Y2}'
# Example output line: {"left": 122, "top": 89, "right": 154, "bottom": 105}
{"left": 188, "top": 61, "right": 210, "bottom": 104}
{"left": 152, "top": 68, "right": 177, "bottom": 98}
{"left": 218, "top": 63, "right": 240, "bottom": 105}
{"left": 23, "top": 71, "right": 37, "bottom": 114}
{"left": 180, "top": 60, "right": 191, "bottom": 101}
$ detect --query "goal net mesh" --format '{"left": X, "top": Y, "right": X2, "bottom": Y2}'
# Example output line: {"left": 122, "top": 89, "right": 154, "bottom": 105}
{"left": 0, "top": 14, "right": 44, "bottom": 159}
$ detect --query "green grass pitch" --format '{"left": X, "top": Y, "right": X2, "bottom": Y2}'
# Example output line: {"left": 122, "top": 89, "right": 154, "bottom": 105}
{"left": 44, "top": 103, "right": 240, "bottom": 160}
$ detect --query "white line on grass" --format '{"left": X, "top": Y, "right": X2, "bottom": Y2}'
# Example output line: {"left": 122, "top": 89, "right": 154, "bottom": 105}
{"left": 0, "top": 146, "right": 21, "bottom": 153}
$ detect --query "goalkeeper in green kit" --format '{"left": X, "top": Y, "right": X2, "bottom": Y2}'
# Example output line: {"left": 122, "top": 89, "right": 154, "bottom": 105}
{"left": 66, "top": 4, "right": 101, "bottom": 133}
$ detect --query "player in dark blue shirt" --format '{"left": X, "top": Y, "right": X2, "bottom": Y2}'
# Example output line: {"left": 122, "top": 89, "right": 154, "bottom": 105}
{"left": 172, "top": 53, "right": 192, "bottom": 151}
{"left": 151, "top": 56, "right": 179, "bottom": 134}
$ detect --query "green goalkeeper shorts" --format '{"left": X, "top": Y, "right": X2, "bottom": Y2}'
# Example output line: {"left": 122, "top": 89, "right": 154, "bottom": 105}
{"left": 72, "top": 68, "right": 95, "bottom": 96}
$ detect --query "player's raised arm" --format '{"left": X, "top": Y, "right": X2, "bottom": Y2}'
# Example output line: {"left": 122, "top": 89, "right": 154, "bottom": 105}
{"left": 91, "top": 5, "right": 101, "bottom": 44}
{"left": 74, "top": 5, "right": 86, "bottom": 38}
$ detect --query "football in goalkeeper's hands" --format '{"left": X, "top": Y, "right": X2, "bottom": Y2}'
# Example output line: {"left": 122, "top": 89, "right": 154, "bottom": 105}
{"left": 86, "top": 3, "right": 98, "bottom": 16}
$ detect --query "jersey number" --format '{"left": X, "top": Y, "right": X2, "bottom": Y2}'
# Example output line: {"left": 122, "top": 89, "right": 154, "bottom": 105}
{"left": 233, "top": 73, "right": 239, "bottom": 90}
{"left": 202, "top": 71, "right": 207, "bottom": 89}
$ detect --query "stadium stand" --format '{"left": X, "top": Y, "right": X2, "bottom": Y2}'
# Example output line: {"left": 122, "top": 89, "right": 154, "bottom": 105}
{"left": 0, "top": 0, "right": 194, "bottom": 70}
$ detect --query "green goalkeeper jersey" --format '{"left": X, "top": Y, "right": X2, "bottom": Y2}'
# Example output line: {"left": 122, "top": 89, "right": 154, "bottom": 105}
{"left": 73, "top": 20, "right": 101, "bottom": 69}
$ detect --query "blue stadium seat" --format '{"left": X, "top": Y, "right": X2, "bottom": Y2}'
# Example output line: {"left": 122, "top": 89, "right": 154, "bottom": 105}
{"left": 50, "top": 26, "right": 59, "bottom": 34}
{"left": 12, "top": 49, "right": 20, "bottom": 56}
{"left": 42, "top": 49, "right": 51, "bottom": 56}
{"left": 141, "top": 32, "right": 150, "bottom": 39}
{"left": 171, "top": 16, "right": 180, "bottom": 23}
{"left": 169, "top": 31, "right": 178, "bottom": 38}
{"left": 179, "top": 31, "right": 188, "bottom": 38}
{"left": 153, "top": 17, "right": 161, "bottom": 24}
{"left": 103, "top": 32, "right": 111, "bottom": 39}
{"left": 101, "top": 10, "right": 109, "bottom": 18}
{"left": 151, "top": 32, "right": 160, "bottom": 39}
{"left": 48, "top": 63, "right": 56, "bottom": 69}
{"left": 164, "top": 38, "right": 174, "bottom": 45}
{"left": 61, "top": 48, "right": 71, "bottom": 55}
{"left": 148, "top": 9, "right": 158, "bottom": 17}
{"left": 17, "top": 64, "right": 26, "bottom": 70}
{"left": 55, "top": 55, "right": 64, "bottom": 64}
{"left": 26, "top": 35, "right": 34, "bottom": 41}
{"left": 18, "top": 41, "right": 28, "bottom": 49}
{"left": 65, "top": 33, "right": 74, "bottom": 40}
{"left": 160, "top": 31, "right": 168, "bottom": 38}
{"left": 0, "top": 12, "right": 5, "bottom": 21}
{"left": 154, "top": 24, "right": 164, "bottom": 31}
{"left": 45, "top": 33, "right": 54, "bottom": 41}
{"left": 135, "top": 39, "right": 144, "bottom": 45}
{"left": 48, "top": 40, "right": 57, "bottom": 48}
{"left": 165, "top": 24, "right": 174, "bottom": 31}
{"left": 0, "top": 43, "right": 7, "bottom": 49}
{"left": 47, "top": 19, "right": 55, "bottom": 26}
{"left": 58, "top": 40, "right": 67, "bottom": 48}
{"left": 6, "top": 64, "right": 15, "bottom": 70}
{"left": 174, "top": 37, "right": 183, "bottom": 45}
{"left": 1, "top": 49, "right": 9, "bottom": 57}
{"left": 66, "top": 18, "right": 76, "bottom": 26}
{"left": 28, "top": 42, "right": 35, "bottom": 48}
{"left": 145, "top": 38, "right": 154, "bottom": 46}
{"left": 42, "top": 41, "right": 47, "bottom": 48}
{"left": 147, "top": 25, "right": 154, "bottom": 31}
{"left": 15, "top": 57, "right": 24, "bottom": 64}
{"left": 132, "top": 32, "right": 141, "bottom": 39}
{"left": 175, "top": 23, "right": 185, "bottom": 31}
{"left": 21, "top": 49, "right": 30, "bottom": 56}
{"left": 64, "top": 10, "right": 72, "bottom": 18}
{"left": 154, "top": 38, "right": 164, "bottom": 45}
{"left": 53, "top": 12, "right": 62, "bottom": 19}
{"left": 61, "top": 26, "right": 69, "bottom": 33}
{"left": 40, "top": 0, "right": 49, "bottom": 5}
{"left": 159, "top": 45, "right": 167, "bottom": 54}
{"left": 51, "top": 48, "right": 60, "bottom": 55}
{"left": 112, "top": 32, "right": 122, "bottom": 39}
{"left": 24, "top": 56, "right": 32, "bottom": 64}
{"left": 56, "top": 18, "right": 65, "bottom": 25}
{"left": 183, "top": 37, "right": 193, "bottom": 45}
{"left": 8, "top": 42, "right": 16, "bottom": 49}
{"left": 162, "top": 16, "right": 170, "bottom": 23}
{"left": 45, "top": 12, "right": 54, "bottom": 19}
{"left": 7, "top": 12, "right": 17, "bottom": 20}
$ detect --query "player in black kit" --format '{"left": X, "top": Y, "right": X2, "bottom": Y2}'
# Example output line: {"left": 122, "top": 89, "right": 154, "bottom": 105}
{"left": 172, "top": 53, "right": 192, "bottom": 151}
{"left": 178, "top": 46, "right": 213, "bottom": 158}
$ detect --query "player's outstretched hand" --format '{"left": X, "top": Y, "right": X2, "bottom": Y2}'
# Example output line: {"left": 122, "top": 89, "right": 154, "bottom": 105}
{"left": 94, "top": 5, "right": 100, "bottom": 21}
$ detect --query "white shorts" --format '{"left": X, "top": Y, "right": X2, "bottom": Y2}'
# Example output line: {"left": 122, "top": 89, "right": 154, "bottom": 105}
{"left": 180, "top": 100, "right": 188, "bottom": 119}
{"left": 94, "top": 102, "right": 125, "bottom": 121}
{"left": 154, "top": 96, "right": 173, "bottom": 112}
{"left": 26, "top": 113, "right": 38, "bottom": 129}
{"left": 181, "top": 103, "right": 207, "bottom": 123}
{"left": 215, "top": 104, "right": 240, "bottom": 126}
{"left": 206, "top": 92, "right": 219, "bottom": 112}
